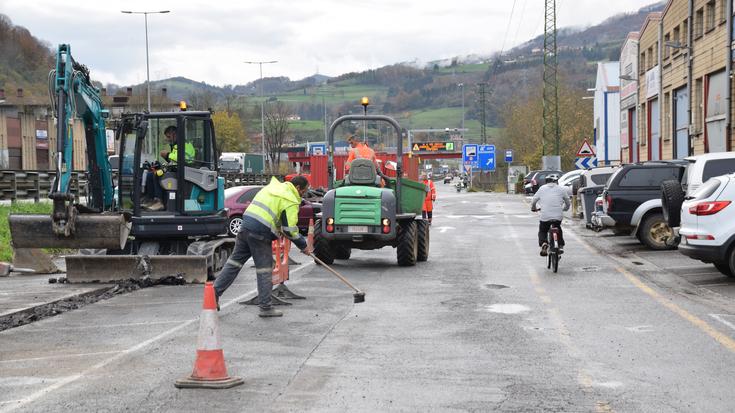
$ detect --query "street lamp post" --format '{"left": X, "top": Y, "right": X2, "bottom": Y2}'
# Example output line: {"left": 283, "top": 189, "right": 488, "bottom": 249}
{"left": 458, "top": 83, "right": 465, "bottom": 144}
{"left": 121, "top": 10, "right": 170, "bottom": 112}
{"left": 244, "top": 60, "right": 277, "bottom": 171}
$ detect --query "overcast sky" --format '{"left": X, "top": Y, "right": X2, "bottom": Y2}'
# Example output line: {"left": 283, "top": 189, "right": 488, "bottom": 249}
{"left": 1, "top": 0, "right": 657, "bottom": 87}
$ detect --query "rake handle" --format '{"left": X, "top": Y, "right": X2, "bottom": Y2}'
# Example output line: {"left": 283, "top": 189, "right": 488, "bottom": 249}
{"left": 309, "top": 254, "right": 361, "bottom": 294}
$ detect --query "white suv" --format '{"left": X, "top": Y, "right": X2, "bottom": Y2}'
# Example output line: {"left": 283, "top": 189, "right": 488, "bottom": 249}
{"left": 678, "top": 174, "right": 735, "bottom": 276}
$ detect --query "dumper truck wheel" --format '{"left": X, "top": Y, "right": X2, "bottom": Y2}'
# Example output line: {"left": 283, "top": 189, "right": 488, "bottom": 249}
{"left": 397, "top": 220, "right": 418, "bottom": 266}
{"left": 334, "top": 245, "right": 351, "bottom": 260}
{"left": 313, "top": 219, "right": 334, "bottom": 265}
{"left": 416, "top": 220, "right": 430, "bottom": 262}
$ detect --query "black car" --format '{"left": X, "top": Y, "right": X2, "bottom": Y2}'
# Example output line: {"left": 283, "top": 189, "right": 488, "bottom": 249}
{"left": 525, "top": 170, "right": 564, "bottom": 194}
{"left": 602, "top": 161, "right": 685, "bottom": 249}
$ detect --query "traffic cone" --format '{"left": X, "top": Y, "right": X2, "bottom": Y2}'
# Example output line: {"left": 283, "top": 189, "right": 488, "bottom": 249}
{"left": 175, "top": 282, "right": 244, "bottom": 389}
{"left": 307, "top": 218, "right": 315, "bottom": 250}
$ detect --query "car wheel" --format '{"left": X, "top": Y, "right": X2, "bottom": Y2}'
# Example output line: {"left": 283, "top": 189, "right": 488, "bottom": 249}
{"left": 661, "top": 180, "right": 685, "bottom": 227}
{"left": 640, "top": 213, "right": 676, "bottom": 250}
{"left": 227, "top": 215, "right": 242, "bottom": 236}
{"left": 715, "top": 260, "right": 734, "bottom": 277}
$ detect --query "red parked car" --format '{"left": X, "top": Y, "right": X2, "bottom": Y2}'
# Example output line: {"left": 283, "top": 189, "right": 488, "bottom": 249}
{"left": 224, "top": 185, "right": 320, "bottom": 236}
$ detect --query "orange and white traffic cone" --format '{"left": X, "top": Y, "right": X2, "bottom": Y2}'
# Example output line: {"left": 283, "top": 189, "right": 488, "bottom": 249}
{"left": 175, "top": 282, "right": 244, "bottom": 389}
{"left": 307, "top": 218, "right": 315, "bottom": 250}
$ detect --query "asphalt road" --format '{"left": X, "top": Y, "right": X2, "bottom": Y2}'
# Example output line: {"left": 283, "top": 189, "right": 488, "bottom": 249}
{"left": 2, "top": 183, "right": 735, "bottom": 412}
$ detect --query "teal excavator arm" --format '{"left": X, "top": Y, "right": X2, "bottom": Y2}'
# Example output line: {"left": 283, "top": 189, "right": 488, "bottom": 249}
{"left": 8, "top": 44, "right": 129, "bottom": 251}
{"left": 50, "top": 44, "right": 114, "bottom": 235}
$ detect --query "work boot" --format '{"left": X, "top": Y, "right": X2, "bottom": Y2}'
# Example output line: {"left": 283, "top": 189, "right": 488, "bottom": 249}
{"left": 215, "top": 294, "right": 220, "bottom": 311}
{"left": 540, "top": 243, "right": 548, "bottom": 257}
{"left": 146, "top": 199, "right": 165, "bottom": 211}
{"left": 259, "top": 307, "right": 283, "bottom": 317}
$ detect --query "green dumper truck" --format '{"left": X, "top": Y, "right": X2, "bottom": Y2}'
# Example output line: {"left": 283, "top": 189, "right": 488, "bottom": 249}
{"left": 313, "top": 114, "right": 430, "bottom": 266}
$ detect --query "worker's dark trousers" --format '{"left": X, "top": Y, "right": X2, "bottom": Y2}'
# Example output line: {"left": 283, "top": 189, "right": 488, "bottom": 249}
{"left": 422, "top": 210, "right": 433, "bottom": 223}
{"left": 538, "top": 220, "right": 564, "bottom": 247}
{"left": 213, "top": 227, "right": 274, "bottom": 309}
{"left": 143, "top": 171, "right": 163, "bottom": 200}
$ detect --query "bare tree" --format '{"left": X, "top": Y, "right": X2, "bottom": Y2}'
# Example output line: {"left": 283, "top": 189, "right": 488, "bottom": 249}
{"left": 263, "top": 101, "right": 290, "bottom": 172}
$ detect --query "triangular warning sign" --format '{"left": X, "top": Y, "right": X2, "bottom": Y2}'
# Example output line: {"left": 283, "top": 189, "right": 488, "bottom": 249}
{"left": 412, "top": 143, "right": 420, "bottom": 151}
{"left": 576, "top": 139, "right": 596, "bottom": 157}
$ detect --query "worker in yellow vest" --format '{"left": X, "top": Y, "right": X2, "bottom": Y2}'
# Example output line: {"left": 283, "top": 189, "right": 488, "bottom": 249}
{"left": 213, "top": 176, "right": 311, "bottom": 317}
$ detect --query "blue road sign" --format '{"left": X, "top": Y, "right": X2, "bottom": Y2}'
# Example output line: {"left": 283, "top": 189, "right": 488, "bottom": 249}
{"left": 463, "top": 144, "right": 478, "bottom": 168}
{"left": 310, "top": 143, "right": 327, "bottom": 155}
{"left": 478, "top": 145, "right": 496, "bottom": 171}
{"left": 504, "top": 150, "right": 513, "bottom": 163}
{"left": 574, "top": 157, "right": 598, "bottom": 169}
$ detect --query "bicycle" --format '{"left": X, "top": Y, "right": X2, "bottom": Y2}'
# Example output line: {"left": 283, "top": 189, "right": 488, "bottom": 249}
{"left": 546, "top": 223, "right": 562, "bottom": 273}
{"left": 532, "top": 206, "right": 562, "bottom": 273}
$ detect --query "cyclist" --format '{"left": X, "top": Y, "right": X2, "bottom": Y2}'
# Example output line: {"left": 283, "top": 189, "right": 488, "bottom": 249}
{"left": 530, "top": 174, "right": 570, "bottom": 256}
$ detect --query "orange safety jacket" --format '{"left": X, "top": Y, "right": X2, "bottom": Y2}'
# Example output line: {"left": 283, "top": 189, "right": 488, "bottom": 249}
{"left": 345, "top": 142, "right": 376, "bottom": 170}
{"left": 422, "top": 179, "right": 436, "bottom": 212}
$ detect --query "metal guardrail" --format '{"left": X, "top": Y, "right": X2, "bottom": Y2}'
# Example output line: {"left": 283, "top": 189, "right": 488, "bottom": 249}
{"left": 0, "top": 170, "right": 284, "bottom": 202}
{"left": 0, "top": 170, "right": 88, "bottom": 202}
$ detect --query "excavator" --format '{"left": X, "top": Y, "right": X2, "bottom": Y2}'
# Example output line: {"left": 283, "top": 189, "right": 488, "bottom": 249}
{"left": 8, "top": 44, "right": 234, "bottom": 282}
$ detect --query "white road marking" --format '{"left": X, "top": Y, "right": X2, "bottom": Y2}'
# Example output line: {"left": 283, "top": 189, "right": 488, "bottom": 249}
{"left": 435, "top": 226, "right": 455, "bottom": 233}
{"left": 0, "top": 351, "right": 122, "bottom": 364}
{"left": 484, "top": 304, "right": 530, "bottom": 314}
{"left": 710, "top": 314, "right": 735, "bottom": 332}
{"left": 445, "top": 215, "right": 466, "bottom": 219}
{"left": 0, "top": 262, "right": 315, "bottom": 413}
{"left": 21, "top": 320, "right": 196, "bottom": 333}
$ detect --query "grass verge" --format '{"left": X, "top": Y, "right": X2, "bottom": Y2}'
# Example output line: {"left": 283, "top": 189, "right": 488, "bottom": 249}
{"left": 0, "top": 202, "right": 53, "bottom": 262}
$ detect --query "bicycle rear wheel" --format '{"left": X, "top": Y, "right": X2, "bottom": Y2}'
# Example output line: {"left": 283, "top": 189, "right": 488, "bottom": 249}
{"left": 552, "top": 252, "right": 559, "bottom": 273}
{"left": 547, "top": 253, "right": 551, "bottom": 269}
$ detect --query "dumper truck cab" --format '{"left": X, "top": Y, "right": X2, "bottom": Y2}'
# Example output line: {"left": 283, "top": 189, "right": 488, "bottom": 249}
{"left": 313, "top": 112, "right": 429, "bottom": 266}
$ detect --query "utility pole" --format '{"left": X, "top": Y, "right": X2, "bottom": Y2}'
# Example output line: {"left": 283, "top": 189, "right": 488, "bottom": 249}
{"left": 244, "top": 60, "right": 277, "bottom": 171}
{"left": 477, "top": 82, "right": 488, "bottom": 144}
{"left": 542, "top": 0, "right": 560, "bottom": 156}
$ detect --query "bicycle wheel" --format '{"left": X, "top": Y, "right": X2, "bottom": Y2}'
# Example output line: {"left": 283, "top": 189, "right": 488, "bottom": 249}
{"left": 547, "top": 253, "right": 552, "bottom": 269}
{"left": 552, "top": 252, "right": 559, "bottom": 273}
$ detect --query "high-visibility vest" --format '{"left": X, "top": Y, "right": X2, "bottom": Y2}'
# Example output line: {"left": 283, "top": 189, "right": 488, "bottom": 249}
{"left": 243, "top": 177, "right": 302, "bottom": 241}
{"left": 346, "top": 143, "right": 376, "bottom": 169}
{"left": 169, "top": 142, "right": 195, "bottom": 163}
{"left": 423, "top": 179, "right": 436, "bottom": 211}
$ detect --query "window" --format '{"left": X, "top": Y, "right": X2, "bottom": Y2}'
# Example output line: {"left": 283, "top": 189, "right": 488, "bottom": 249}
{"left": 648, "top": 46, "right": 654, "bottom": 68}
{"left": 681, "top": 21, "right": 688, "bottom": 46}
{"left": 591, "top": 173, "right": 612, "bottom": 185}
{"left": 619, "top": 167, "right": 682, "bottom": 187}
{"left": 640, "top": 51, "right": 647, "bottom": 74}
{"left": 695, "top": 77, "right": 704, "bottom": 131}
{"left": 237, "top": 188, "right": 261, "bottom": 204}
{"left": 664, "top": 92, "right": 671, "bottom": 140}
{"left": 702, "top": 159, "right": 735, "bottom": 181}
{"left": 719, "top": 0, "right": 726, "bottom": 23}
{"left": 706, "top": 1, "right": 716, "bottom": 31}
{"left": 695, "top": 8, "right": 704, "bottom": 38}
{"left": 664, "top": 33, "right": 671, "bottom": 59}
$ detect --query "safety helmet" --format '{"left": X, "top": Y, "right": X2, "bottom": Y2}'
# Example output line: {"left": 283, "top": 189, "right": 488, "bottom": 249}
{"left": 545, "top": 174, "right": 560, "bottom": 183}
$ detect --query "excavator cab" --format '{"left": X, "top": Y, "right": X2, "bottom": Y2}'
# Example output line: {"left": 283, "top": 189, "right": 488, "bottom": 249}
{"left": 116, "top": 111, "right": 227, "bottom": 244}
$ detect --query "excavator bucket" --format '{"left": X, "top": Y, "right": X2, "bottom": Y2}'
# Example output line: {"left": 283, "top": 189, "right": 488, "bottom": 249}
{"left": 8, "top": 213, "right": 131, "bottom": 250}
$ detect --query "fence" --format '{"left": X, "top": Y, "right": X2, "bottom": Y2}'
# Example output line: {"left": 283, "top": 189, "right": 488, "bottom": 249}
{"left": 0, "top": 170, "right": 284, "bottom": 202}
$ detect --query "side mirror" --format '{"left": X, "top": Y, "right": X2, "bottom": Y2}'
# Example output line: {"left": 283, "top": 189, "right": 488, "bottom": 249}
{"left": 136, "top": 121, "right": 148, "bottom": 140}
